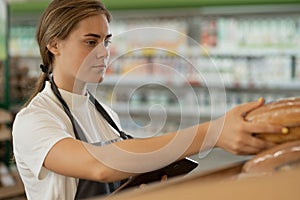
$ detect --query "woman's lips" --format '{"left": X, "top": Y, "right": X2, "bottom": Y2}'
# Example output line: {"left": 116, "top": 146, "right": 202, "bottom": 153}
{"left": 93, "top": 64, "right": 106, "bottom": 69}
{"left": 91, "top": 65, "right": 107, "bottom": 72}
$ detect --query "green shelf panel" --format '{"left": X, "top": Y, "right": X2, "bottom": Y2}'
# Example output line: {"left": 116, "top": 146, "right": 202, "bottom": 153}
{"left": 0, "top": 1, "right": 9, "bottom": 109}
{"left": 10, "top": 1, "right": 48, "bottom": 14}
{"left": 10, "top": 0, "right": 300, "bottom": 14}
{"left": 101, "top": 0, "right": 300, "bottom": 10}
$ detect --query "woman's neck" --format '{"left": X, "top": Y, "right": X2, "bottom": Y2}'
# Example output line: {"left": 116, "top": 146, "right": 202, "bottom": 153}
{"left": 52, "top": 73, "right": 87, "bottom": 95}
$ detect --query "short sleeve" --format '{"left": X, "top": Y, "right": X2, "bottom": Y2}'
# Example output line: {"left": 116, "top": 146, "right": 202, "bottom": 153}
{"left": 12, "top": 108, "right": 73, "bottom": 179}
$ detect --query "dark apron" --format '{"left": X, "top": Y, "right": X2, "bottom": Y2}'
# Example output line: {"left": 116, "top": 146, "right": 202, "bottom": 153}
{"left": 74, "top": 139, "right": 125, "bottom": 199}
{"left": 49, "top": 75, "right": 132, "bottom": 199}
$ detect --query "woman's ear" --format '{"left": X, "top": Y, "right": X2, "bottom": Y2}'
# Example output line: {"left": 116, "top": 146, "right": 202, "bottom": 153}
{"left": 46, "top": 39, "right": 60, "bottom": 55}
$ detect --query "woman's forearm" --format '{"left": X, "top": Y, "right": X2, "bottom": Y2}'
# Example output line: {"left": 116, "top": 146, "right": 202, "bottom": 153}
{"left": 83, "top": 121, "right": 210, "bottom": 182}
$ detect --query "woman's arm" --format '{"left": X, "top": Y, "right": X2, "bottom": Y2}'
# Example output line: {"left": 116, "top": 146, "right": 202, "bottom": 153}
{"left": 44, "top": 99, "right": 284, "bottom": 182}
{"left": 43, "top": 122, "right": 209, "bottom": 182}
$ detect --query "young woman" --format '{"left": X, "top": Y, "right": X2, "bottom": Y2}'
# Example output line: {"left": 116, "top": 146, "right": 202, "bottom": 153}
{"left": 12, "top": 0, "right": 286, "bottom": 199}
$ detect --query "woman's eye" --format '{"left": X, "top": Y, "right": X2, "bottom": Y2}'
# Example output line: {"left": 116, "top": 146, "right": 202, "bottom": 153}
{"left": 86, "top": 40, "right": 97, "bottom": 47}
{"left": 104, "top": 40, "right": 112, "bottom": 47}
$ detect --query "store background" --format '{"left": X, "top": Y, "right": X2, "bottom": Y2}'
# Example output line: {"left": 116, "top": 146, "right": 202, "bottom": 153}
{"left": 1, "top": 0, "right": 300, "bottom": 199}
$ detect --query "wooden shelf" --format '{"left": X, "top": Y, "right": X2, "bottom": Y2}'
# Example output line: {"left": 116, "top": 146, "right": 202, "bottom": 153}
{"left": 0, "top": 128, "right": 11, "bottom": 142}
{"left": 0, "top": 109, "right": 12, "bottom": 124}
{"left": 0, "top": 172, "right": 25, "bottom": 199}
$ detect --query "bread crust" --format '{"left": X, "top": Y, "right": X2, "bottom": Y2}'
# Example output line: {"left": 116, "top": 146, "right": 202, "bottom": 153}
{"left": 242, "top": 140, "right": 300, "bottom": 174}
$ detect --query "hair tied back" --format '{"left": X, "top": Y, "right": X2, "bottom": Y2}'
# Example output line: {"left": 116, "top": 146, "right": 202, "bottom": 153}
{"left": 40, "top": 64, "right": 49, "bottom": 74}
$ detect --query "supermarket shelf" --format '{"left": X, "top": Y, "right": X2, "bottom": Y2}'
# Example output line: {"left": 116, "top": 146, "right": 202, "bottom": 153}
{"left": 102, "top": 74, "right": 168, "bottom": 86}
{"left": 101, "top": 75, "right": 300, "bottom": 91}
{"left": 204, "top": 48, "right": 300, "bottom": 57}
{"left": 114, "top": 48, "right": 300, "bottom": 58}
{"left": 111, "top": 103, "right": 224, "bottom": 119}
{"left": 224, "top": 81, "right": 300, "bottom": 91}
{"left": 9, "top": 0, "right": 300, "bottom": 14}
{"left": 10, "top": 48, "right": 300, "bottom": 61}
{"left": 239, "top": 81, "right": 300, "bottom": 91}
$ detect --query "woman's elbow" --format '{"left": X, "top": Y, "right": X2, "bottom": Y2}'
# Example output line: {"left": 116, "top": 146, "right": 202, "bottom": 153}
{"left": 93, "top": 166, "right": 111, "bottom": 182}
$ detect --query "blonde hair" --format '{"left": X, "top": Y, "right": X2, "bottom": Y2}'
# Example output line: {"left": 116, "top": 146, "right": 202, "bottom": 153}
{"left": 25, "top": 0, "right": 111, "bottom": 106}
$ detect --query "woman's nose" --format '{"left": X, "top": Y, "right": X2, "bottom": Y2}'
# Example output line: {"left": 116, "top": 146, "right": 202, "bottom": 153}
{"left": 96, "top": 43, "right": 109, "bottom": 59}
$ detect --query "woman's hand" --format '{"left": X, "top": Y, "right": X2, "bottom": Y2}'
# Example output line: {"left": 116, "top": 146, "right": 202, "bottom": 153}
{"left": 139, "top": 175, "right": 167, "bottom": 189}
{"left": 215, "top": 98, "right": 286, "bottom": 155}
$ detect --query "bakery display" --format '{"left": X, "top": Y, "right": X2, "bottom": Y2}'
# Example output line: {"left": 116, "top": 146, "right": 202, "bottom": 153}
{"left": 9, "top": 58, "right": 37, "bottom": 102}
{"left": 244, "top": 97, "right": 300, "bottom": 144}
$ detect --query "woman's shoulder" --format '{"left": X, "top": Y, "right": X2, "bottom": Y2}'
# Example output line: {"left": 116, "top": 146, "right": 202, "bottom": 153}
{"left": 21, "top": 82, "right": 60, "bottom": 112}
{"left": 13, "top": 92, "right": 70, "bottom": 137}
{"left": 15, "top": 84, "right": 64, "bottom": 124}
{"left": 18, "top": 94, "right": 55, "bottom": 116}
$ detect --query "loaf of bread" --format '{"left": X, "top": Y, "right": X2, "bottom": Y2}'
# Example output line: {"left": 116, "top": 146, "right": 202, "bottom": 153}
{"left": 242, "top": 140, "right": 300, "bottom": 175}
{"left": 244, "top": 97, "right": 300, "bottom": 144}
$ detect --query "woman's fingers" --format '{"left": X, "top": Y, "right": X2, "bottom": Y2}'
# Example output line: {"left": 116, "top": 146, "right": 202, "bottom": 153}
{"left": 236, "top": 136, "right": 269, "bottom": 154}
{"left": 243, "top": 121, "right": 285, "bottom": 135}
{"left": 161, "top": 175, "right": 168, "bottom": 182}
{"left": 216, "top": 98, "right": 287, "bottom": 155}
{"left": 234, "top": 98, "right": 265, "bottom": 117}
{"left": 227, "top": 135, "right": 276, "bottom": 155}
{"left": 139, "top": 175, "right": 168, "bottom": 189}
{"left": 234, "top": 121, "right": 282, "bottom": 154}
{"left": 244, "top": 133, "right": 276, "bottom": 149}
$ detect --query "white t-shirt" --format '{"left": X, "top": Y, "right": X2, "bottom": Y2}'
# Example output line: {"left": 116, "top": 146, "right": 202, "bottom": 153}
{"left": 12, "top": 81, "right": 122, "bottom": 200}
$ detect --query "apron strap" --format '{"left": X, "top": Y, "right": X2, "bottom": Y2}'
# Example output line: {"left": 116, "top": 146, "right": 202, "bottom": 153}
{"left": 49, "top": 75, "right": 88, "bottom": 142}
{"left": 48, "top": 75, "right": 132, "bottom": 199}
{"left": 88, "top": 91, "right": 133, "bottom": 140}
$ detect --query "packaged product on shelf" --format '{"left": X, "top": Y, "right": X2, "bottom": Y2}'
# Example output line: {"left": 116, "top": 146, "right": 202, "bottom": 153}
{"left": 295, "top": 57, "right": 300, "bottom": 80}
{"left": 9, "top": 57, "right": 38, "bottom": 103}
{"left": 200, "top": 18, "right": 218, "bottom": 48}
{"left": 0, "top": 109, "right": 11, "bottom": 124}
{"left": 10, "top": 26, "right": 39, "bottom": 57}
{"left": 0, "top": 61, "right": 3, "bottom": 102}
{"left": 0, "top": 163, "right": 15, "bottom": 187}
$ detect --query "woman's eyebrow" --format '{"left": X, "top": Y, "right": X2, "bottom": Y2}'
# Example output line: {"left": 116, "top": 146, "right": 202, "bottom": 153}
{"left": 84, "top": 33, "right": 101, "bottom": 38}
{"left": 106, "top": 34, "right": 112, "bottom": 39}
{"left": 84, "top": 33, "right": 112, "bottom": 39}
